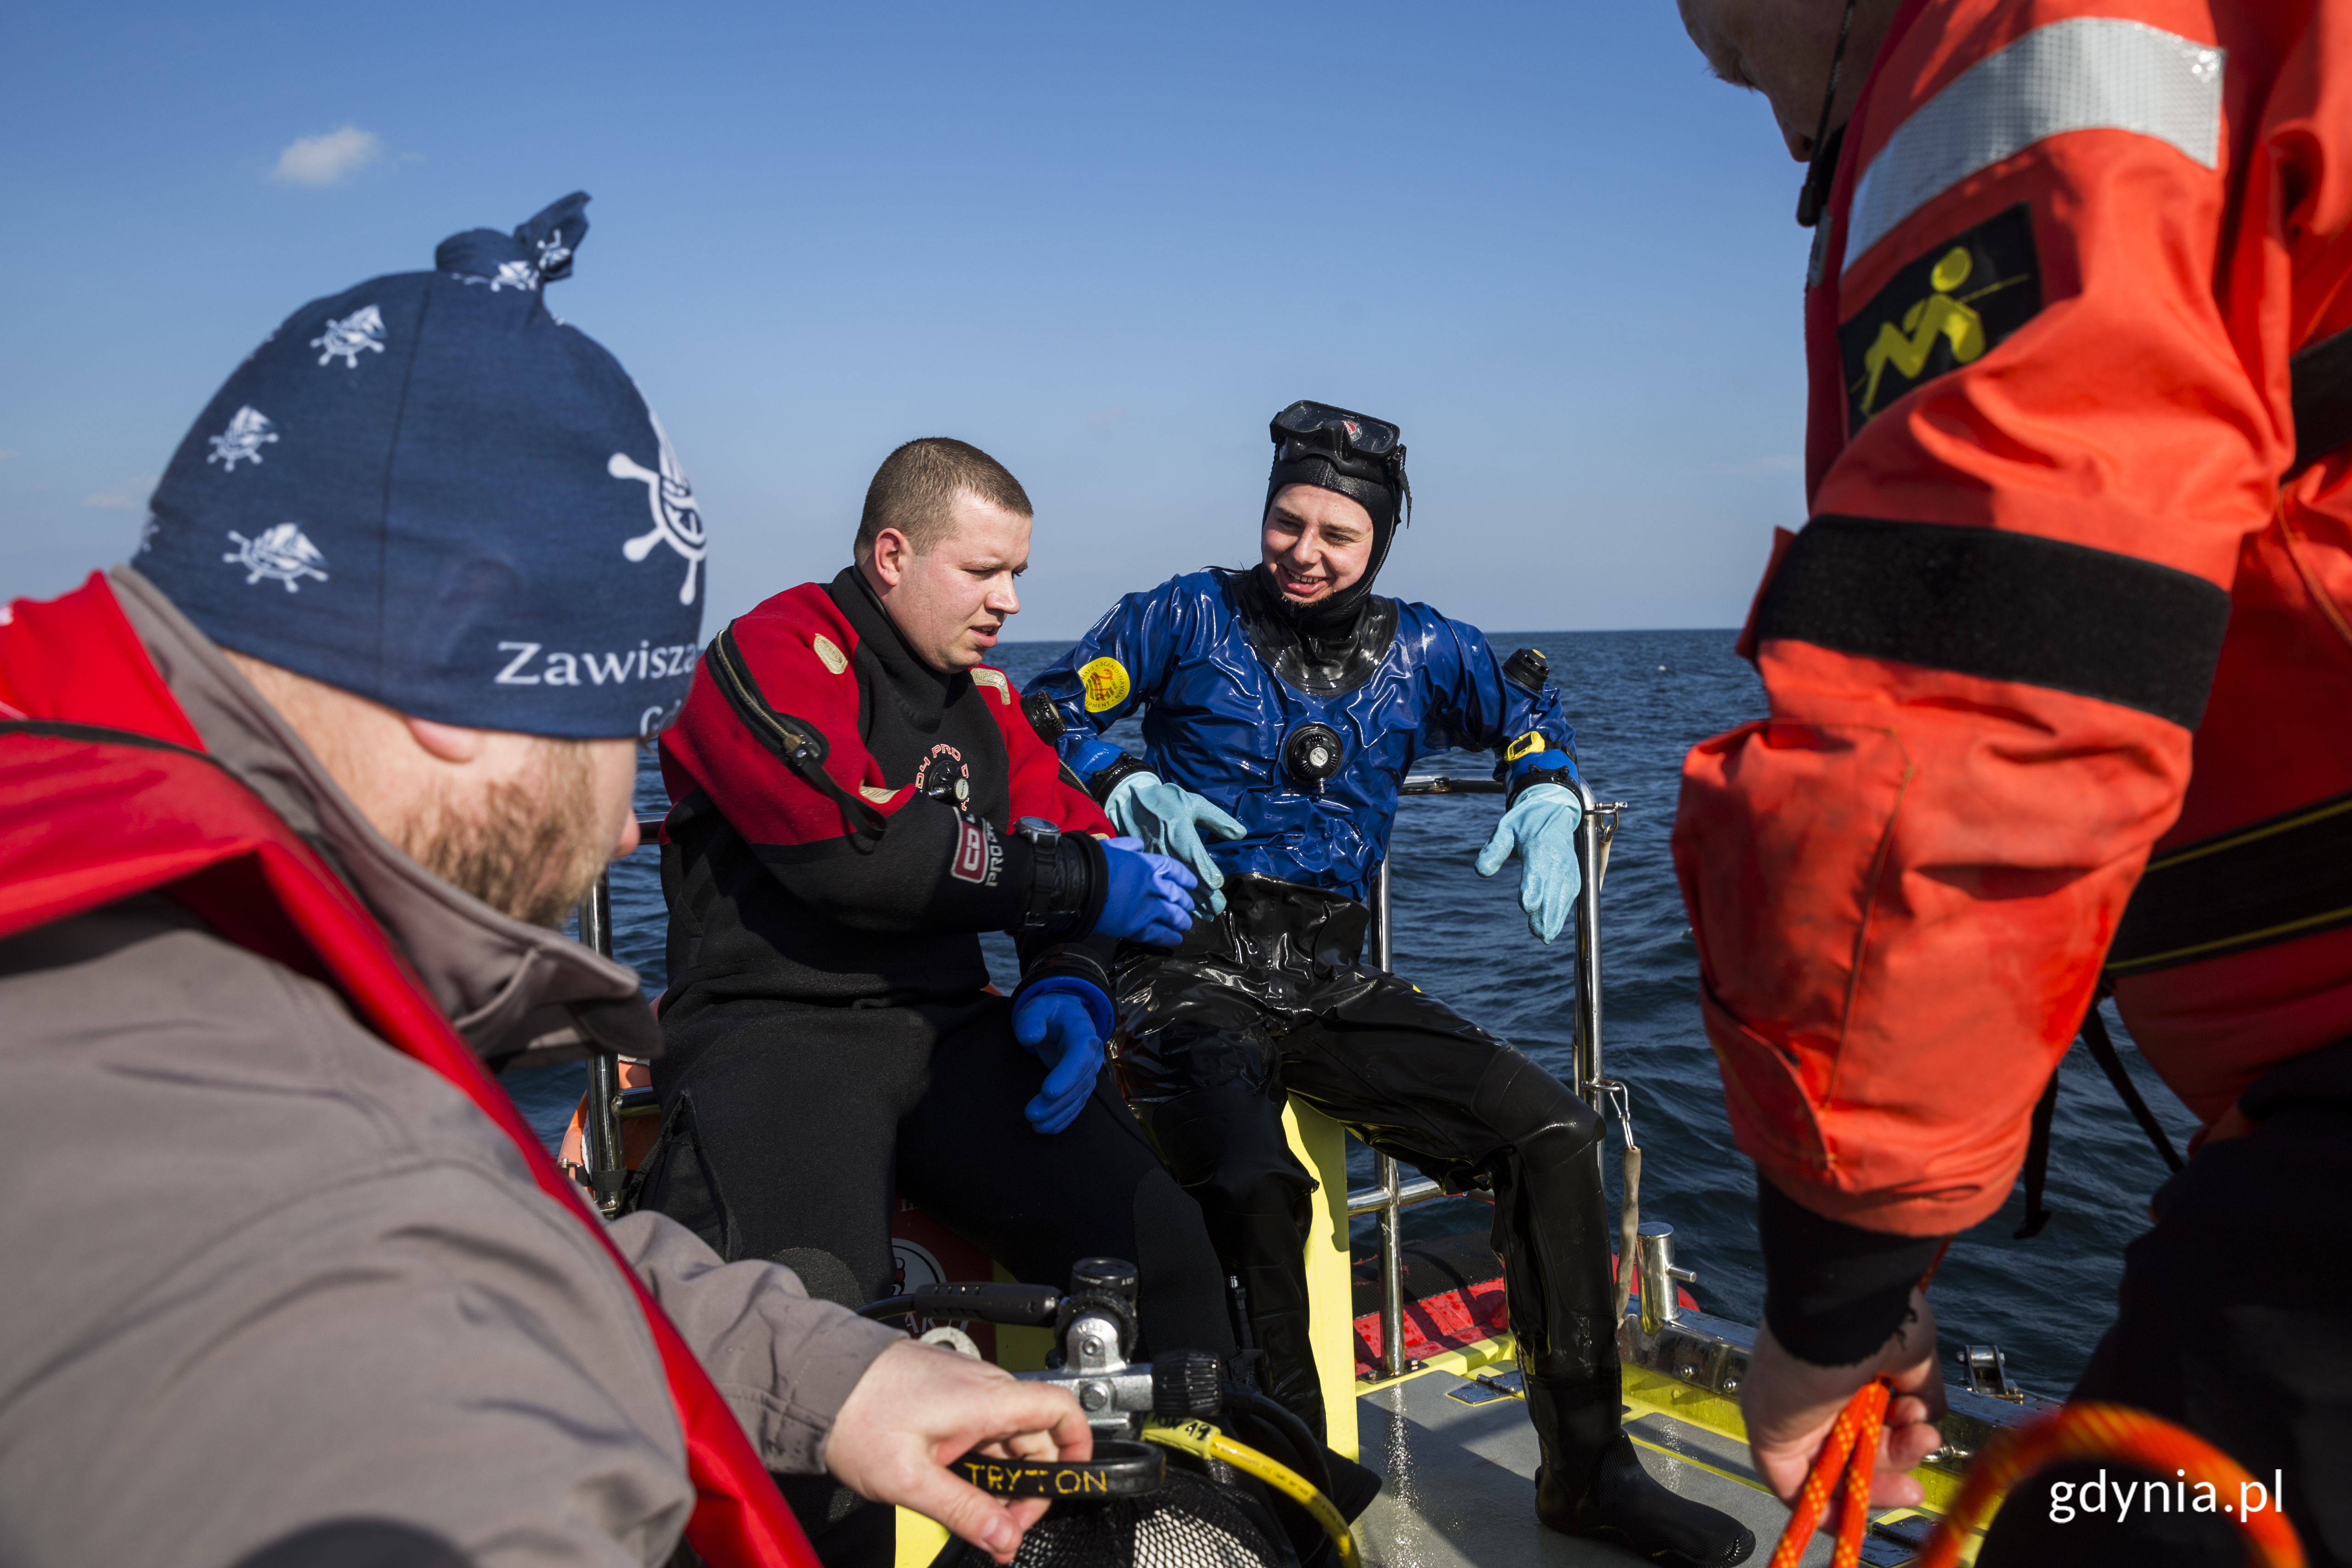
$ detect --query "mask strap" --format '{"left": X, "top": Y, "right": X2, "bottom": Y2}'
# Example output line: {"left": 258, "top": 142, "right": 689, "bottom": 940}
{"left": 1796, "top": 0, "right": 1860, "bottom": 228}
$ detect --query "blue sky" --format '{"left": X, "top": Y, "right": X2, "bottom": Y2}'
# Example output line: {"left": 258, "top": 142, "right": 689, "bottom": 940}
{"left": 0, "top": 2, "right": 1812, "bottom": 640}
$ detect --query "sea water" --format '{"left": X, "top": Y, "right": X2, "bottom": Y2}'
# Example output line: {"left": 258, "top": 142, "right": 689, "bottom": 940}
{"left": 507, "top": 628, "right": 2199, "bottom": 1394}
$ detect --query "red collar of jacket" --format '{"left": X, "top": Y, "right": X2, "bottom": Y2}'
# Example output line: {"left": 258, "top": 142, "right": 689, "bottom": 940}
{"left": 0, "top": 573, "right": 818, "bottom": 1568}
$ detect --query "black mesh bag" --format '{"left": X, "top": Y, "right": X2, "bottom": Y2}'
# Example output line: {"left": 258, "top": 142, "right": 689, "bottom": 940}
{"left": 931, "top": 1462, "right": 1296, "bottom": 1568}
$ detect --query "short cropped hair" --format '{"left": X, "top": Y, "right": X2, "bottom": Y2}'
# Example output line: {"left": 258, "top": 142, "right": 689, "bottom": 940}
{"left": 855, "top": 438, "right": 1033, "bottom": 558}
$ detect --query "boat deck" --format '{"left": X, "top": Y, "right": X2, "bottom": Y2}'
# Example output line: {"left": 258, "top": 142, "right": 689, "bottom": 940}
{"left": 1351, "top": 1358, "right": 1957, "bottom": 1568}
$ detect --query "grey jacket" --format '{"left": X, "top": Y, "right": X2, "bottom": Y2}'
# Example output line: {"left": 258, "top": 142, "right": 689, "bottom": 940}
{"left": 0, "top": 569, "right": 902, "bottom": 1567}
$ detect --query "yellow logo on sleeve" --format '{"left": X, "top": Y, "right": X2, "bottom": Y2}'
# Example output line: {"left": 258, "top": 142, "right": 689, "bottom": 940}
{"left": 1839, "top": 203, "right": 2042, "bottom": 428}
{"left": 1505, "top": 731, "right": 1546, "bottom": 762}
{"left": 1080, "top": 657, "right": 1131, "bottom": 713}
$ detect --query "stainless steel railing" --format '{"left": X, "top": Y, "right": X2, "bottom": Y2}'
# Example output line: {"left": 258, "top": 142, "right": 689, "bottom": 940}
{"left": 574, "top": 817, "right": 666, "bottom": 1216}
{"left": 1347, "top": 773, "right": 1623, "bottom": 1380}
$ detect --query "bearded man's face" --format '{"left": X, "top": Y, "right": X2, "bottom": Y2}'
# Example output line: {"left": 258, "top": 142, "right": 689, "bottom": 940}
{"left": 402, "top": 738, "right": 637, "bottom": 928}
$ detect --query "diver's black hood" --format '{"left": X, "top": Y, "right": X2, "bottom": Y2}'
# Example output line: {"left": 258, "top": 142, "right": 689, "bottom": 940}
{"left": 1260, "top": 400, "right": 1410, "bottom": 635}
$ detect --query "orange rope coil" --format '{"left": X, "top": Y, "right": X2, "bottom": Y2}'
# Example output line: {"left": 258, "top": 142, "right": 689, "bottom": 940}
{"left": 1913, "top": 1402, "right": 2303, "bottom": 1568}
{"left": 1766, "top": 1389, "right": 2304, "bottom": 1568}
{"left": 1765, "top": 1229, "right": 2299, "bottom": 1568}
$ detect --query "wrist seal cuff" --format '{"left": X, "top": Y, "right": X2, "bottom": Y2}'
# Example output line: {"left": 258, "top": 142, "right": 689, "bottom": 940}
{"left": 1086, "top": 752, "right": 1151, "bottom": 805}
{"left": 1507, "top": 767, "right": 1577, "bottom": 807}
{"left": 1758, "top": 1178, "right": 1947, "bottom": 1367}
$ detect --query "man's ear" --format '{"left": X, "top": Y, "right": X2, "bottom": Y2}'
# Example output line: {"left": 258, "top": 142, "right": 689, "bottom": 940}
{"left": 869, "top": 527, "right": 914, "bottom": 591}
{"left": 407, "top": 715, "right": 486, "bottom": 764}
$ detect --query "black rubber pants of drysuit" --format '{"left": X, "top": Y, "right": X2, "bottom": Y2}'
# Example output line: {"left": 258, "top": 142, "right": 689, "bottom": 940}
{"left": 1976, "top": 1044, "right": 2352, "bottom": 1568}
{"left": 635, "top": 991, "right": 1237, "bottom": 1568}
{"left": 1116, "top": 875, "right": 1617, "bottom": 1457}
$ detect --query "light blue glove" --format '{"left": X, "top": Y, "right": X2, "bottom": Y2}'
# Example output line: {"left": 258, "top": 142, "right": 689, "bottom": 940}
{"left": 1094, "top": 836, "right": 1197, "bottom": 948}
{"left": 1010, "top": 977, "right": 1115, "bottom": 1134}
{"left": 1105, "top": 773, "right": 1247, "bottom": 915}
{"left": 1473, "top": 783, "right": 1584, "bottom": 944}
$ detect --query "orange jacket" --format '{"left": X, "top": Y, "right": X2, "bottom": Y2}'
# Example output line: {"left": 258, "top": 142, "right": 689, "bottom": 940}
{"left": 1673, "top": 0, "right": 2352, "bottom": 1237}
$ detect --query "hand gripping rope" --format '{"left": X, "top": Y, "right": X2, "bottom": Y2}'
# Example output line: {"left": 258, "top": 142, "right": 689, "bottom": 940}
{"left": 1763, "top": 1242, "right": 1953, "bottom": 1568}
{"left": 1765, "top": 1245, "right": 2305, "bottom": 1568}
{"left": 1762, "top": 1384, "right": 1886, "bottom": 1568}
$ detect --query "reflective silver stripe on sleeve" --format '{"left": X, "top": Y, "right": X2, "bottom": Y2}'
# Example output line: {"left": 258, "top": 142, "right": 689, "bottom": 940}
{"left": 1844, "top": 17, "right": 2223, "bottom": 272}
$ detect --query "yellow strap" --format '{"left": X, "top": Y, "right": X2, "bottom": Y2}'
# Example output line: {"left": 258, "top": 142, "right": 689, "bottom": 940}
{"left": 1140, "top": 1420, "right": 1360, "bottom": 1568}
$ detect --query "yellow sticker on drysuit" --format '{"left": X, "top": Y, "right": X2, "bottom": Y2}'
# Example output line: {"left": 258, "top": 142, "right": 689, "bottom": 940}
{"left": 1080, "top": 657, "right": 1131, "bottom": 713}
{"left": 1505, "top": 731, "right": 1546, "bottom": 762}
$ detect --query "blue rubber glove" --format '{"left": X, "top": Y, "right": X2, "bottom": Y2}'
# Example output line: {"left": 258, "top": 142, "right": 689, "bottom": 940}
{"left": 1094, "top": 836, "right": 1197, "bottom": 948}
{"left": 1010, "top": 977, "right": 1115, "bottom": 1134}
{"left": 1473, "top": 783, "right": 1584, "bottom": 943}
{"left": 1104, "top": 773, "right": 1247, "bottom": 915}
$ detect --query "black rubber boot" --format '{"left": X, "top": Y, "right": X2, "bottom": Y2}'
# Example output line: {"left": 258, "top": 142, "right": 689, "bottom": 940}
{"left": 1486, "top": 1102, "right": 1753, "bottom": 1567}
{"left": 1525, "top": 1373, "right": 1756, "bottom": 1567}
{"left": 1143, "top": 1084, "right": 1331, "bottom": 1442}
{"left": 1238, "top": 1257, "right": 1328, "bottom": 1443}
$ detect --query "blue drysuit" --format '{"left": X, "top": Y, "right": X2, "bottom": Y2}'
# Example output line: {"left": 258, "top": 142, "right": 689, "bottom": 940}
{"left": 1026, "top": 568, "right": 1579, "bottom": 902}
{"left": 1018, "top": 565, "right": 1749, "bottom": 1566}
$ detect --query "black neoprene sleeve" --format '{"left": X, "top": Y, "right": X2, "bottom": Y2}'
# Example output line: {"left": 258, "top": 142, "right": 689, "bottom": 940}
{"left": 1757, "top": 1176, "right": 1948, "bottom": 1367}
{"left": 753, "top": 798, "right": 1031, "bottom": 934}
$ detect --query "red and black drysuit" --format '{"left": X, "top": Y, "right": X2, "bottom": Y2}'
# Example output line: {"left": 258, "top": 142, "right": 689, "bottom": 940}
{"left": 642, "top": 568, "right": 1235, "bottom": 1565}
{"left": 1670, "top": 2, "right": 2352, "bottom": 1560}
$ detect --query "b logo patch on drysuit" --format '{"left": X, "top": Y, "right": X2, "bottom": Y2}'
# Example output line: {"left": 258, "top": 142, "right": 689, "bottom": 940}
{"left": 1840, "top": 204, "right": 2041, "bottom": 429}
{"left": 1080, "top": 657, "right": 1131, "bottom": 713}
{"left": 811, "top": 633, "right": 848, "bottom": 674}
{"left": 949, "top": 814, "right": 1000, "bottom": 885}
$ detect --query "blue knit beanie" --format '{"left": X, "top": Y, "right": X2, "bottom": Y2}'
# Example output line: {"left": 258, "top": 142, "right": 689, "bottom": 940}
{"left": 136, "top": 193, "right": 706, "bottom": 739}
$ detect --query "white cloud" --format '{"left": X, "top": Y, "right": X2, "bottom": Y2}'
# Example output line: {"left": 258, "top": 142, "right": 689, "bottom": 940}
{"left": 81, "top": 474, "right": 159, "bottom": 510}
{"left": 273, "top": 126, "right": 382, "bottom": 186}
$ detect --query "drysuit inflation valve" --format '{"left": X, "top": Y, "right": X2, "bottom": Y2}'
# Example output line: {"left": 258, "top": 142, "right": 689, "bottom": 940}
{"left": 1503, "top": 646, "right": 1550, "bottom": 693}
{"left": 1283, "top": 723, "right": 1344, "bottom": 790}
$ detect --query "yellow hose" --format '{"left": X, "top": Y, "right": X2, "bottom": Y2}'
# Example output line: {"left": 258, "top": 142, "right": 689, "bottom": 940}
{"left": 1140, "top": 1418, "right": 1361, "bottom": 1568}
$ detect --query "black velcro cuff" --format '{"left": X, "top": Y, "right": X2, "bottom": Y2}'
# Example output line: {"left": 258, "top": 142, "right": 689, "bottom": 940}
{"left": 1086, "top": 752, "right": 1151, "bottom": 805}
{"left": 1756, "top": 515, "right": 2229, "bottom": 729}
{"left": 1055, "top": 831, "right": 1110, "bottom": 938}
{"left": 1014, "top": 946, "right": 1114, "bottom": 1004}
{"left": 1507, "top": 766, "right": 1577, "bottom": 807}
{"left": 1758, "top": 1177, "right": 1947, "bottom": 1367}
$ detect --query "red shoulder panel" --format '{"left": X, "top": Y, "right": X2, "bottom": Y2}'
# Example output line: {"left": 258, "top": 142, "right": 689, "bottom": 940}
{"left": 0, "top": 574, "right": 205, "bottom": 748}
{"left": 660, "top": 582, "right": 917, "bottom": 846}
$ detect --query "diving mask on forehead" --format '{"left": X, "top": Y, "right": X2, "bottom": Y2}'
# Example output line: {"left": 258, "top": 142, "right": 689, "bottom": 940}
{"left": 1265, "top": 399, "right": 1411, "bottom": 537}
{"left": 1272, "top": 401, "right": 1402, "bottom": 460}
{"left": 1260, "top": 399, "right": 1412, "bottom": 630}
